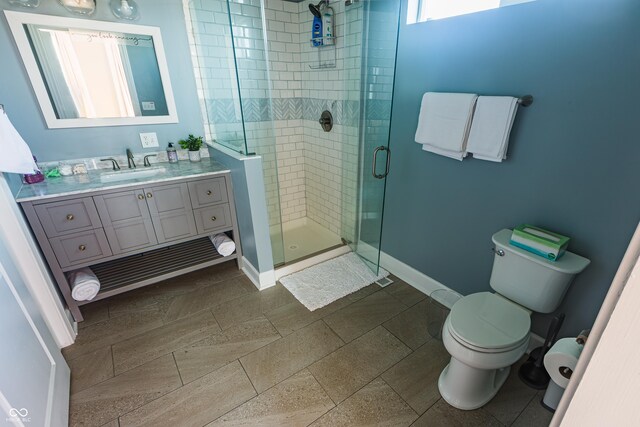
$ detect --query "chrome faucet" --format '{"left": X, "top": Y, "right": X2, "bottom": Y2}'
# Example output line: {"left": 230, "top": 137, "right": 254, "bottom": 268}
{"left": 126, "top": 148, "right": 136, "bottom": 169}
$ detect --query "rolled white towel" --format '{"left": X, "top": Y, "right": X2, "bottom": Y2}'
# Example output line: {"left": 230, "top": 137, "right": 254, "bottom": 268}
{"left": 210, "top": 234, "right": 236, "bottom": 257}
{"left": 67, "top": 268, "right": 100, "bottom": 301}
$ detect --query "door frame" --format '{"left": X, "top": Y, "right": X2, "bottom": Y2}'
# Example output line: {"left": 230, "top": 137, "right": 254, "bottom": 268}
{"left": 551, "top": 221, "right": 640, "bottom": 425}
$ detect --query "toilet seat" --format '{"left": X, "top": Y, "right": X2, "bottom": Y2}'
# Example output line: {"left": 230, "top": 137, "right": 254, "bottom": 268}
{"left": 448, "top": 292, "right": 530, "bottom": 353}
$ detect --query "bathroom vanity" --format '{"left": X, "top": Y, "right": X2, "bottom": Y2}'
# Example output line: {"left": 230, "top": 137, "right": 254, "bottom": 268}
{"left": 15, "top": 159, "right": 242, "bottom": 322}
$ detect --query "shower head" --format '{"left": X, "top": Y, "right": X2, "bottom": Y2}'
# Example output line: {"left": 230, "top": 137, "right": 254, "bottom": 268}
{"left": 309, "top": 1, "right": 324, "bottom": 18}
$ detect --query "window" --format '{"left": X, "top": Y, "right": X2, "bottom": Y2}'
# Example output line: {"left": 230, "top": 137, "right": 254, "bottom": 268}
{"left": 407, "top": 0, "right": 535, "bottom": 24}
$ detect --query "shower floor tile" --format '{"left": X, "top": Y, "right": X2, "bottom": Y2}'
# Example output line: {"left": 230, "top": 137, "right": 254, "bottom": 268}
{"left": 271, "top": 217, "right": 343, "bottom": 264}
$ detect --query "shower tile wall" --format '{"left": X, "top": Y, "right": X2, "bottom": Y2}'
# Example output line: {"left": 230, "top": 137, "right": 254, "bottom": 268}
{"left": 185, "top": 0, "right": 364, "bottom": 237}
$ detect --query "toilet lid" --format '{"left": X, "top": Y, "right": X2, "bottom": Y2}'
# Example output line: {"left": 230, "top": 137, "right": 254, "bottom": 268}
{"left": 449, "top": 292, "right": 531, "bottom": 350}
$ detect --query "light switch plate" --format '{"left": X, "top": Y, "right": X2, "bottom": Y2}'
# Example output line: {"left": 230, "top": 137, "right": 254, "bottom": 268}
{"left": 140, "top": 132, "right": 159, "bottom": 148}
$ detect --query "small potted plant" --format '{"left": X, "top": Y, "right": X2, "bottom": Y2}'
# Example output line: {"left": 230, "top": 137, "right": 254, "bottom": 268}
{"left": 178, "top": 134, "right": 204, "bottom": 162}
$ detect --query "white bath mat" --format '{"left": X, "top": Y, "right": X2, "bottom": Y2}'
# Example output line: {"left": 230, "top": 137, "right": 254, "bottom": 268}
{"left": 280, "top": 252, "right": 389, "bottom": 311}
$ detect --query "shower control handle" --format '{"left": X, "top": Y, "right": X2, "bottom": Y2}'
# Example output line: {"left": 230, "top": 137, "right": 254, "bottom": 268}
{"left": 372, "top": 146, "right": 391, "bottom": 179}
{"left": 319, "top": 110, "right": 333, "bottom": 132}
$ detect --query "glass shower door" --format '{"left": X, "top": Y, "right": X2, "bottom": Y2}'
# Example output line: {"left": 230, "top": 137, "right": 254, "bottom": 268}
{"left": 345, "top": 0, "right": 401, "bottom": 275}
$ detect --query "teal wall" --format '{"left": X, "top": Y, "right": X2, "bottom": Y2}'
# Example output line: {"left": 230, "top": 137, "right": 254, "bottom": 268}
{"left": 0, "top": 0, "right": 204, "bottom": 162}
{"left": 210, "top": 146, "right": 275, "bottom": 275}
{"left": 382, "top": 0, "right": 640, "bottom": 336}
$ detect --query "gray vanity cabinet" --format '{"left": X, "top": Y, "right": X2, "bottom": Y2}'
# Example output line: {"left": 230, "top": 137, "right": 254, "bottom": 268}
{"left": 94, "top": 189, "right": 158, "bottom": 254}
{"left": 19, "top": 169, "right": 242, "bottom": 324}
{"left": 144, "top": 183, "right": 197, "bottom": 243}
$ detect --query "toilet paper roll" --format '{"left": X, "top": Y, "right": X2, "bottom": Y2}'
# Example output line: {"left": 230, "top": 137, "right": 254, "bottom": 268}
{"left": 544, "top": 337, "right": 584, "bottom": 388}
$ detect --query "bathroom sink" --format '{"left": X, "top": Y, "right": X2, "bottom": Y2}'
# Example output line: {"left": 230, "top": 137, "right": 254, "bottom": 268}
{"left": 99, "top": 167, "right": 167, "bottom": 183}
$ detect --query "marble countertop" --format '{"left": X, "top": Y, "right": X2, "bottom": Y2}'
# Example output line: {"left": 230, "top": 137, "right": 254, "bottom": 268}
{"left": 16, "top": 159, "right": 231, "bottom": 202}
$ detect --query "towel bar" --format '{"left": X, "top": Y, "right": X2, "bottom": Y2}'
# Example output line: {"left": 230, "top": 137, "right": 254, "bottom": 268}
{"left": 517, "top": 95, "right": 533, "bottom": 107}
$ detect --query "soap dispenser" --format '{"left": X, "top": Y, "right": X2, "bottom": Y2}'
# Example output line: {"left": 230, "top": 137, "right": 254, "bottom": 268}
{"left": 167, "top": 142, "right": 178, "bottom": 163}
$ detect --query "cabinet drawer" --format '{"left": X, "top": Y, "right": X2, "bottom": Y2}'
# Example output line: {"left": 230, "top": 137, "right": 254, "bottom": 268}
{"left": 193, "top": 205, "right": 232, "bottom": 234}
{"left": 50, "top": 229, "right": 112, "bottom": 268}
{"left": 34, "top": 198, "right": 101, "bottom": 237}
{"left": 188, "top": 177, "right": 228, "bottom": 209}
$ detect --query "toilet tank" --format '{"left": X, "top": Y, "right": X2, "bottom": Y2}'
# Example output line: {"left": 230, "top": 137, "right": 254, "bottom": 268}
{"left": 490, "top": 229, "right": 590, "bottom": 313}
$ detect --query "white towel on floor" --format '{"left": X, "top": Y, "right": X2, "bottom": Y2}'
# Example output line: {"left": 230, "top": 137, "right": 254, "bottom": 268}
{"left": 415, "top": 92, "right": 478, "bottom": 161}
{"left": 211, "top": 233, "right": 236, "bottom": 257}
{"left": 67, "top": 268, "right": 100, "bottom": 302}
{"left": 467, "top": 96, "right": 519, "bottom": 162}
{"left": 0, "top": 111, "right": 39, "bottom": 174}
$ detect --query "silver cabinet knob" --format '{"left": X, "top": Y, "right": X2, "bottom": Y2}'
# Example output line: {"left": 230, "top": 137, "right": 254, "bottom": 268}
{"left": 66, "top": 214, "right": 74, "bottom": 221}
{"left": 137, "top": 194, "right": 144, "bottom": 200}
{"left": 211, "top": 216, "right": 217, "bottom": 222}
{"left": 207, "top": 190, "right": 212, "bottom": 195}
{"left": 78, "top": 244, "right": 86, "bottom": 251}
{"left": 146, "top": 193, "right": 153, "bottom": 198}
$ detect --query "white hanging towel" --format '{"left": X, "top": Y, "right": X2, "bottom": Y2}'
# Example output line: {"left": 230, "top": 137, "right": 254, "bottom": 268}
{"left": 467, "top": 96, "right": 519, "bottom": 162}
{"left": 67, "top": 268, "right": 101, "bottom": 302}
{"left": 210, "top": 233, "right": 236, "bottom": 257}
{"left": 415, "top": 92, "right": 478, "bottom": 161}
{"left": 0, "top": 111, "right": 38, "bottom": 174}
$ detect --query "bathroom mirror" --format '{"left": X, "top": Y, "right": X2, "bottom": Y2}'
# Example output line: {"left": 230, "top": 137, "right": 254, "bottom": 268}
{"left": 5, "top": 11, "right": 178, "bottom": 129}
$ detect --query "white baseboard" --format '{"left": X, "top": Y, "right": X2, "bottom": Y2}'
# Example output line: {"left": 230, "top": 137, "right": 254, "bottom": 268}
{"left": 379, "top": 250, "right": 545, "bottom": 354}
{"left": 241, "top": 256, "right": 276, "bottom": 290}
{"left": 379, "top": 251, "right": 462, "bottom": 306}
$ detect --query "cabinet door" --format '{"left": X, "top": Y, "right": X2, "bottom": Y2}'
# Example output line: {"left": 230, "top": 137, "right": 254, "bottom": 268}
{"left": 144, "top": 183, "right": 197, "bottom": 243}
{"left": 94, "top": 190, "right": 158, "bottom": 254}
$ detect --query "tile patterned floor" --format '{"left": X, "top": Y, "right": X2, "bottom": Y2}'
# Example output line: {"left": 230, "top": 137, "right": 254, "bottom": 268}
{"left": 65, "top": 262, "right": 554, "bottom": 427}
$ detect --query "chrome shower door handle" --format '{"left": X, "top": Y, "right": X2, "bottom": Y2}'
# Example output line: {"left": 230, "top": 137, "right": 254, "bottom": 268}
{"left": 372, "top": 146, "right": 391, "bottom": 179}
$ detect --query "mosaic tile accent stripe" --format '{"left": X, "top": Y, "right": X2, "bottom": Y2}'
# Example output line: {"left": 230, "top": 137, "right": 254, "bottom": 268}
{"left": 205, "top": 97, "right": 392, "bottom": 127}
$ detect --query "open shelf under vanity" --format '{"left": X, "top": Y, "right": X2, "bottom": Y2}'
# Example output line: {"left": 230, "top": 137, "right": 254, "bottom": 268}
{"left": 81, "top": 235, "right": 237, "bottom": 305}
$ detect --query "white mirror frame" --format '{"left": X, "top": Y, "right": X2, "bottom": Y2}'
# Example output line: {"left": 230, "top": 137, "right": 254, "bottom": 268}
{"left": 5, "top": 11, "right": 179, "bottom": 129}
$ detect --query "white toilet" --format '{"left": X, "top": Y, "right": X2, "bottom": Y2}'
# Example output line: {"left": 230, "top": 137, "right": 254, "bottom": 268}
{"left": 438, "top": 229, "right": 590, "bottom": 410}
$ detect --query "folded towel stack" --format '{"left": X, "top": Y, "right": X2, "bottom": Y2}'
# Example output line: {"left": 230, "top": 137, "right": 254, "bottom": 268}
{"left": 211, "top": 233, "right": 236, "bottom": 257}
{"left": 467, "top": 96, "right": 519, "bottom": 162}
{"left": 414, "top": 92, "right": 478, "bottom": 161}
{"left": 67, "top": 268, "right": 101, "bottom": 301}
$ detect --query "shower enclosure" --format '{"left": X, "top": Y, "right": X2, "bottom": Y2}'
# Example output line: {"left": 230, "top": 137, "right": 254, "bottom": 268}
{"left": 185, "top": 0, "right": 401, "bottom": 272}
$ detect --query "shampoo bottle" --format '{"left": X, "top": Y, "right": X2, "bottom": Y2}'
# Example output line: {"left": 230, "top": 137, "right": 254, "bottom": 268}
{"left": 323, "top": 8, "right": 333, "bottom": 45}
{"left": 312, "top": 15, "right": 323, "bottom": 46}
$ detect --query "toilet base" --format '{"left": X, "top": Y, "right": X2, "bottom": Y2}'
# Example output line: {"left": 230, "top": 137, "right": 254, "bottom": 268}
{"left": 438, "top": 357, "right": 511, "bottom": 410}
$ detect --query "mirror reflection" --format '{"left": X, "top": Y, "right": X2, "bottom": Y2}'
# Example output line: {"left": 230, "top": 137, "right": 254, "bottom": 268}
{"left": 24, "top": 25, "right": 168, "bottom": 120}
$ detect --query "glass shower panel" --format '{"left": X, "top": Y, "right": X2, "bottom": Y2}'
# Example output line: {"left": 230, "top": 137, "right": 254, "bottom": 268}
{"left": 185, "top": 0, "right": 248, "bottom": 154}
{"left": 345, "top": 0, "right": 401, "bottom": 274}
{"left": 340, "top": 0, "right": 365, "bottom": 248}
{"left": 226, "top": 0, "right": 285, "bottom": 266}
